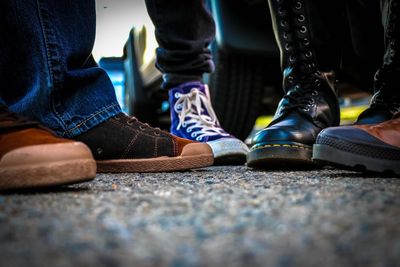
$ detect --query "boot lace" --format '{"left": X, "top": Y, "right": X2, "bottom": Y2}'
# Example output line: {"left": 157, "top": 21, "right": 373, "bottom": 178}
{"left": 370, "top": 92, "right": 400, "bottom": 114}
{"left": 174, "top": 86, "right": 229, "bottom": 141}
{"left": 276, "top": 0, "right": 322, "bottom": 113}
{"left": 117, "top": 113, "right": 162, "bottom": 136}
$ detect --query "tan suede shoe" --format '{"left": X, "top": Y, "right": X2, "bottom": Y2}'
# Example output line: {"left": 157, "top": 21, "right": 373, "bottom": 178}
{"left": 313, "top": 113, "right": 400, "bottom": 175}
{"left": 0, "top": 106, "right": 96, "bottom": 190}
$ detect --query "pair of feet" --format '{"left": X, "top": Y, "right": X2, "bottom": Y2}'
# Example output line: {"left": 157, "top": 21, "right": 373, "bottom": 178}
{"left": 0, "top": 106, "right": 214, "bottom": 190}
{"left": 247, "top": 93, "right": 400, "bottom": 175}
{"left": 0, "top": 81, "right": 248, "bottom": 190}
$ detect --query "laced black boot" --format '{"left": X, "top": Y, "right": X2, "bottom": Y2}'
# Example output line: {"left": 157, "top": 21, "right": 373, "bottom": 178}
{"left": 247, "top": 0, "right": 340, "bottom": 167}
{"left": 356, "top": 0, "right": 400, "bottom": 125}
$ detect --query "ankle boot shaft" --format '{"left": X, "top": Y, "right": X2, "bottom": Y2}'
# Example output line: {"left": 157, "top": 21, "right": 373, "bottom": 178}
{"left": 268, "top": 0, "right": 341, "bottom": 88}
{"left": 374, "top": 0, "right": 400, "bottom": 97}
{"left": 268, "top": 0, "right": 340, "bottom": 128}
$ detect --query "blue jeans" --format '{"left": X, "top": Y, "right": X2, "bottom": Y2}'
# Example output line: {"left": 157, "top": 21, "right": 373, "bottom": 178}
{"left": 145, "top": 0, "right": 216, "bottom": 89}
{"left": 0, "top": 0, "right": 121, "bottom": 138}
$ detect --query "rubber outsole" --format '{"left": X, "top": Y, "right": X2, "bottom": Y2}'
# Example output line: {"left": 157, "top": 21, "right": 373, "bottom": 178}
{"left": 247, "top": 144, "right": 314, "bottom": 169}
{"left": 96, "top": 153, "right": 214, "bottom": 173}
{"left": 207, "top": 138, "right": 249, "bottom": 165}
{"left": 313, "top": 144, "right": 400, "bottom": 176}
{"left": 0, "top": 159, "right": 96, "bottom": 190}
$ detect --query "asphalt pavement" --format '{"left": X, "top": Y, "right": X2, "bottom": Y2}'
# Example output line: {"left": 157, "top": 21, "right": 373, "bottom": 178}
{"left": 0, "top": 166, "right": 399, "bottom": 267}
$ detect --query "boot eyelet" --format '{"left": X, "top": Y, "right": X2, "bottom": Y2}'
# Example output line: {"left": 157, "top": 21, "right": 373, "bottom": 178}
{"left": 285, "top": 43, "right": 291, "bottom": 51}
{"left": 182, "top": 122, "right": 187, "bottom": 128}
{"left": 283, "top": 33, "right": 288, "bottom": 39}
{"left": 96, "top": 147, "right": 103, "bottom": 156}
{"left": 288, "top": 75, "right": 294, "bottom": 83}
{"left": 191, "top": 133, "right": 197, "bottom": 138}
{"left": 174, "top": 92, "right": 181, "bottom": 98}
{"left": 295, "top": 85, "right": 301, "bottom": 89}
{"left": 127, "top": 121, "right": 134, "bottom": 125}
{"left": 154, "top": 131, "right": 160, "bottom": 136}
{"left": 278, "top": 7, "right": 285, "bottom": 15}
{"left": 280, "top": 20, "right": 288, "bottom": 27}
{"left": 305, "top": 51, "right": 312, "bottom": 57}
{"left": 303, "top": 38, "right": 310, "bottom": 45}
{"left": 303, "top": 108, "right": 310, "bottom": 112}
{"left": 187, "top": 128, "right": 192, "bottom": 133}
{"left": 295, "top": 2, "right": 302, "bottom": 10}
{"left": 139, "top": 126, "right": 146, "bottom": 130}
{"left": 297, "top": 15, "right": 305, "bottom": 22}
{"left": 196, "top": 137, "right": 202, "bottom": 141}
{"left": 312, "top": 91, "right": 318, "bottom": 96}
{"left": 299, "top": 26, "right": 307, "bottom": 33}
{"left": 289, "top": 56, "right": 296, "bottom": 62}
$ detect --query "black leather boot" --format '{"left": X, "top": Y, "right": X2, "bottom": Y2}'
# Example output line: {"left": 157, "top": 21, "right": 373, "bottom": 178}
{"left": 356, "top": 0, "right": 400, "bottom": 125}
{"left": 247, "top": 0, "right": 340, "bottom": 168}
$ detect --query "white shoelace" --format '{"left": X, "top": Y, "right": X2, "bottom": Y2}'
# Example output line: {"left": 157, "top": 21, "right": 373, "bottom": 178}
{"left": 174, "top": 86, "right": 230, "bottom": 141}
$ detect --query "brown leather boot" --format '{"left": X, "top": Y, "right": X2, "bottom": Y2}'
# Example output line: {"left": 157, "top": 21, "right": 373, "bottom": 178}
{"left": 313, "top": 112, "right": 400, "bottom": 175}
{"left": 0, "top": 106, "right": 96, "bottom": 190}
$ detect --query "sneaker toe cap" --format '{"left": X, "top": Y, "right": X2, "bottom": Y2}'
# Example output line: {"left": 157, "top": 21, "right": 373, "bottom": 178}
{"left": 180, "top": 142, "right": 213, "bottom": 157}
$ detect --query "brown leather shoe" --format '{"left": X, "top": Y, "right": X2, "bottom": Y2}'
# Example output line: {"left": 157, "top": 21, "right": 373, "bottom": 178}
{"left": 313, "top": 112, "right": 400, "bottom": 175}
{"left": 75, "top": 113, "right": 214, "bottom": 172}
{"left": 0, "top": 106, "right": 96, "bottom": 190}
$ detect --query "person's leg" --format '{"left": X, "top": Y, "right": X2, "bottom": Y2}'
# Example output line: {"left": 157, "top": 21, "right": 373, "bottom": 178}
{"left": 247, "top": 0, "right": 342, "bottom": 168}
{"left": 0, "top": 0, "right": 100, "bottom": 189}
{"left": 356, "top": 0, "right": 400, "bottom": 124}
{"left": 0, "top": 0, "right": 121, "bottom": 138}
{"left": 0, "top": 0, "right": 214, "bottom": 173}
{"left": 313, "top": 0, "right": 400, "bottom": 174}
{"left": 144, "top": 0, "right": 215, "bottom": 89}
{"left": 144, "top": 0, "right": 249, "bottom": 164}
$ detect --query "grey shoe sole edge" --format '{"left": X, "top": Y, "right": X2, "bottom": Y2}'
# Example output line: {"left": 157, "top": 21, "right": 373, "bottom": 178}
{"left": 313, "top": 144, "right": 400, "bottom": 176}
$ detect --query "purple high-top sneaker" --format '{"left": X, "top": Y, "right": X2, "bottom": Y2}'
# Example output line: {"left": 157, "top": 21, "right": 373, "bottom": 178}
{"left": 169, "top": 81, "right": 249, "bottom": 164}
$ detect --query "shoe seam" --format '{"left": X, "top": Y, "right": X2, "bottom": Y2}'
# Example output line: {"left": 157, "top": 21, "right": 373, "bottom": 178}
{"left": 120, "top": 132, "right": 140, "bottom": 159}
{"left": 154, "top": 137, "right": 158, "bottom": 157}
{"left": 111, "top": 118, "right": 170, "bottom": 140}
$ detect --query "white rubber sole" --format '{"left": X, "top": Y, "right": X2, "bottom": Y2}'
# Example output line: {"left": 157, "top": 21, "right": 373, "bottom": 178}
{"left": 207, "top": 138, "right": 249, "bottom": 160}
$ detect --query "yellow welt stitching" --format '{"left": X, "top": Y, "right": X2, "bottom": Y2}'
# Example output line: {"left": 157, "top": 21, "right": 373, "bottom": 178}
{"left": 251, "top": 144, "right": 312, "bottom": 151}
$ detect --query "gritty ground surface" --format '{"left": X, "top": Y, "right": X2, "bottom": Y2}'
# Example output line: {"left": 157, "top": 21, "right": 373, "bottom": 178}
{"left": 0, "top": 166, "right": 399, "bottom": 267}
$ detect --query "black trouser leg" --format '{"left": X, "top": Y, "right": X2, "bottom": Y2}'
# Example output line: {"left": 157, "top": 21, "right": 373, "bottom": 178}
{"left": 144, "top": 0, "right": 216, "bottom": 89}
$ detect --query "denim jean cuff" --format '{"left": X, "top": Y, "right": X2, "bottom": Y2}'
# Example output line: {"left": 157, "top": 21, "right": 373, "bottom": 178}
{"left": 59, "top": 102, "right": 121, "bottom": 138}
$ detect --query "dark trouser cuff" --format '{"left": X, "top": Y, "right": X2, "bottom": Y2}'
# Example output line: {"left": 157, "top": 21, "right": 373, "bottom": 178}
{"left": 162, "top": 73, "right": 204, "bottom": 90}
